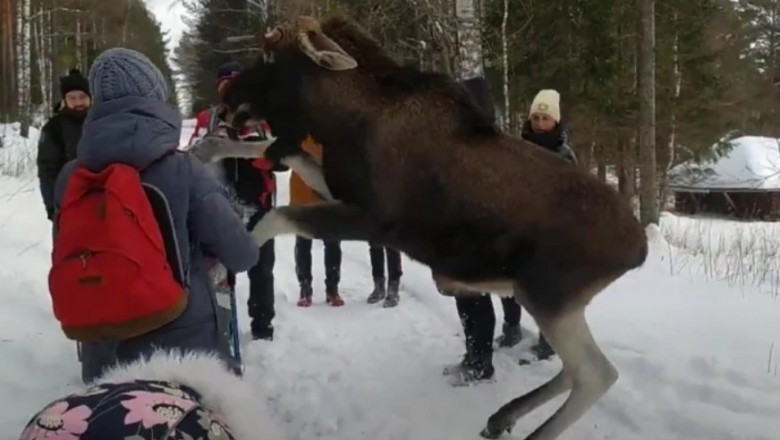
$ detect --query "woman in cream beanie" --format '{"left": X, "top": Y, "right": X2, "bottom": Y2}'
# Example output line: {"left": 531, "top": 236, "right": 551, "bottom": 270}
{"left": 508, "top": 89, "right": 578, "bottom": 364}
{"left": 523, "top": 89, "right": 577, "bottom": 164}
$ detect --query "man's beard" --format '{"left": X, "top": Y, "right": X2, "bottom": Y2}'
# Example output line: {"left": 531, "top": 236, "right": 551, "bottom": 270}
{"left": 63, "top": 105, "right": 89, "bottom": 117}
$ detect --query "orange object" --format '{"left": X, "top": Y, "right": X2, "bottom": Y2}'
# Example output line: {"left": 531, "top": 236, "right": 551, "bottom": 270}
{"left": 289, "top": 136, "right": 325, "bottom": 206}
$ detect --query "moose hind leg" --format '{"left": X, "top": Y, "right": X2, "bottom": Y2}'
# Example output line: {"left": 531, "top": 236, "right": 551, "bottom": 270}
{"left": 250, "top": 202, "right": 379, "bottom": 247}
{"left": 481, "top": 308, "right": 617, "bottom": 440}
{"left": 480, "top": 371, "right": 571, "bottom": 439}
{"left": 526, "top": 309, "right": 618, "bottom": 440}
{"left": 480, "top": 285, "right": 572, "bottom": 439}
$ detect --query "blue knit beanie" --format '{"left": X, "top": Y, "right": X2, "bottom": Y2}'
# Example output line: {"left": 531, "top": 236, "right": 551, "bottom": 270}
{"left": 88, "top": 47, "right": 169, "bottom": 104}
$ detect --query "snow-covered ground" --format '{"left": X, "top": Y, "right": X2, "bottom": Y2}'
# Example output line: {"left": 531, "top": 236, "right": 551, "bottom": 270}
{"left": 1, "top": 123, "right": 779, "bottom": 440}
{"left": 0, "top": 123, "right": 39, "bottom": 178}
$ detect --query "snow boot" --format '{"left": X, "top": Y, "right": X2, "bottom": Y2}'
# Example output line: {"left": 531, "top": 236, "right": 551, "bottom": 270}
{"left": 531, "top": 334, "right": 555, "bottom": 360}
{"left": 250, "top": 320, "right": 273, "bottom": 341}
{"left": 519, "top": 334, "right": 556, "bottom": 365}
{"left": 444, "top": 353, "right": 495, "bottom": 386}
{"left": 382, "top": 278, "right": 400, "bottom": 308}
{"left": 367, "top": 277, "right": 386, "bottom": 304}
{"left": 495, "top": 323, "right": 522, "bottom": 348}
{"left": 297, "top": 282, "right": 313, "bottom": 307}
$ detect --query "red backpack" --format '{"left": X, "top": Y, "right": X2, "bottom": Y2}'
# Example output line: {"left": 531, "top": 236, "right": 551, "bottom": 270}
{"left": 48, "top": 160, "right": 187, "bottom": 342}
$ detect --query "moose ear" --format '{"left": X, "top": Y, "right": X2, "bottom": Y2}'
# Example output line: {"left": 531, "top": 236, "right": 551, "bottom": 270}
{"left": 311, "top": 50, "right": 358, "bottom": 71}
{"left": 297, "top": 30, "right": 357, "bottom": 71}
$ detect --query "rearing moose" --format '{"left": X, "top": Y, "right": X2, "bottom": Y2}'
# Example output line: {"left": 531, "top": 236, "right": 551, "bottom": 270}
{"left": 212, "top": 15, "right": 648, "bottom": 440}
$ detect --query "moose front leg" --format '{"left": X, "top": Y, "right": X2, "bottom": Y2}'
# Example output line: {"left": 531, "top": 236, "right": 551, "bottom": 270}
{"left": 191, "top": 135, "right": 333, "bottom": 201}
{"left": 250, "top": 202, "right": 380, "bottom": 247}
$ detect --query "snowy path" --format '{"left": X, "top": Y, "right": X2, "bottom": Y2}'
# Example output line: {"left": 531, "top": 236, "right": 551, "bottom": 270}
{"left": 2, "top": 164, "right": 779, "bottom": 438}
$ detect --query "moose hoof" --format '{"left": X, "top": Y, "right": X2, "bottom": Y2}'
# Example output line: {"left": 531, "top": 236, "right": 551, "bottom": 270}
{"left": 480, "top": 414, "right": 514, "bottom": 439}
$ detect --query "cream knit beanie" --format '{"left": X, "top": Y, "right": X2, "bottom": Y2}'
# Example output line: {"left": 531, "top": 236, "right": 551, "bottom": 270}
{"left": 529, "top": 89, "right": 561, "bottom": 122}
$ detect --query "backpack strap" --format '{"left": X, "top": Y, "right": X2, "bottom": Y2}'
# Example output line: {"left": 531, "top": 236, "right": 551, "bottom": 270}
{"left": 143, "top": 183, "right": 187, "bottom": 287}
{"left": 137, "top": 149, "right": 188, "bottom": 287}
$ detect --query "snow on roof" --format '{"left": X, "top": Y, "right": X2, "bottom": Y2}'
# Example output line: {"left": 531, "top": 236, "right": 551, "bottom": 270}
{"left": 669, "top": 136, "right": 780, "bottom": 191}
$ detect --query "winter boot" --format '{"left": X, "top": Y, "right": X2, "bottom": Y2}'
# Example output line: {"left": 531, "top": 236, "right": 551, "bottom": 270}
{"left": 446, "top": 354, "right": 495, "bottom": 386}
{"left": 367, "top": 277, "right": 386, "bottom": 304}
{"left": 297, "top": 282, "right": 313, "bottom": 307}
{"left": 326, "top": 286, "right": 345, "bottom": 307}
{"left": 495, "top": 323, "right": 522, "bottom": 348}
{"left": 250, "top": 321, "right": 273, "bottom": 341}
{"left": 519, "top": 334, "right": 556, "bottom": 365}
{"left": 382, "top": 278, "right": 400, "bottom": 308}
{"left": 531, "top": 334, "right": 555, "bottom": 360}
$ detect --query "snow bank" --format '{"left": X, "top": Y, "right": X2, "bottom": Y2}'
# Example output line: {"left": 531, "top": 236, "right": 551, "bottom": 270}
{"left": 0, "top": 123, "right": 39, "bottom": 178}
{"left": 659, "top": 211, "right": 780, "bottom": 296}
{"left": 669, "top": 136, "right": 780, "bottom": 190}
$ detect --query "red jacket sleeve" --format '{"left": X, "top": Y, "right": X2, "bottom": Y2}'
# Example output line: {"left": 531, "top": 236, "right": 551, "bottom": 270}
{"left": 188, "top": 109, "right": 211, "bottom": 147}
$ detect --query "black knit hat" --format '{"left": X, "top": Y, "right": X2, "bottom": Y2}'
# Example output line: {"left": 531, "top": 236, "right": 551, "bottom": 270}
{"left": 60, "top": 68, "right": 91, "bottom": 98}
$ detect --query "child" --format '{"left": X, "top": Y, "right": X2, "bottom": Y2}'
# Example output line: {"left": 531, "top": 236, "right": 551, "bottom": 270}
{"left": 18, "top": 352, "right": 281, "bottom": 440}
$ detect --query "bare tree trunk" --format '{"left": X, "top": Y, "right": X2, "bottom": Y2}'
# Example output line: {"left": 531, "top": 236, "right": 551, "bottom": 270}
{"left": 0, "top": 0, "right": 19, "bottom": 122}
{"left": 122, "top": 0, "right": 132, "bottom": 44}
{"left": 76, "top": 14, "right": 82, "bottom": 69}
{"left": 637, "top": 0, "right": 658, "bottom": 225}
{"left": 500, "top": 0, "right": 510, "bottom": 130}
{"left": 454, "top": 0, "right": 483, "bottom": 80}
{"left": 658, "top": 15, "right": 680, "bottom": 210}
{"left": 17, "top": 0, "right": 32, "bottom": 136}
{"left": 617, "top": 136, "right": 636, "bottom": 203}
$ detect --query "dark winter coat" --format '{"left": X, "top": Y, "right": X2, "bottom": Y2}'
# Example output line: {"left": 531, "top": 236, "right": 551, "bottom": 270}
{"left": 520, "top": 119, "right": 578, "bottom": 165}
{"left": 53, "top": 96, "right": 259, "bottom": 365}
{"left": 36, "top": 108, "right": 87, "bottom": 220}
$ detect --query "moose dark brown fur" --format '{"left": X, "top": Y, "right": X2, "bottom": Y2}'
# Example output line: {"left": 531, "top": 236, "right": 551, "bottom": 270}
{"left": 218, "top": 15, "right": 649, "bottom": 440}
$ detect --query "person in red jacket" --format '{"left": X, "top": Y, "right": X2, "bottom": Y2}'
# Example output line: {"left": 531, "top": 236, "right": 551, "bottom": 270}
{"left": 188, "top": 61, "right": 287, "bottom": 342}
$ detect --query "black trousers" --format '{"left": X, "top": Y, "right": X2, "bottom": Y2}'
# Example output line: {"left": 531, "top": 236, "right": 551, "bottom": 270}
{"left": 454, "top": 295, "right": 522, "bottom": 359}
{"left": 294, "top": 236, "right": 342, "bottom": 291}
{"left": 230, "top": 211, "right": 276, "bottom": 330}
{"left": 369, "top": 242, "right": 403, "bottom": 281}
{"left": 455, "top": 294, "right": 495, "bottom": 361}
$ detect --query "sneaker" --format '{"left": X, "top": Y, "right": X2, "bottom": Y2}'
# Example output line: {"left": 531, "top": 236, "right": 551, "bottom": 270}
{"left": 367, "top": 278, "right": 386, "bottom": 304}
{"left": 495, "top": 323, "right": 522, "bottom": 348}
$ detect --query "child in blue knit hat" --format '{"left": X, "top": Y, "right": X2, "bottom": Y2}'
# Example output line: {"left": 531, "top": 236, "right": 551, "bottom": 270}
{"left": 41, "top": 46, "right": 263, "bottom": 440}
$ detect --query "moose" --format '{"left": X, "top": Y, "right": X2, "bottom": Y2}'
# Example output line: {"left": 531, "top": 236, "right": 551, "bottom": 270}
{"left": 211, "top": 15, "right": 648, "bottom": 440}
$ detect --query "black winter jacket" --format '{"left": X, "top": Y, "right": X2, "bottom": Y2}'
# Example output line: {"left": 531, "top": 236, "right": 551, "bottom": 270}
{"left": 36, "top": 109, "right": 87, "bottom": 219}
